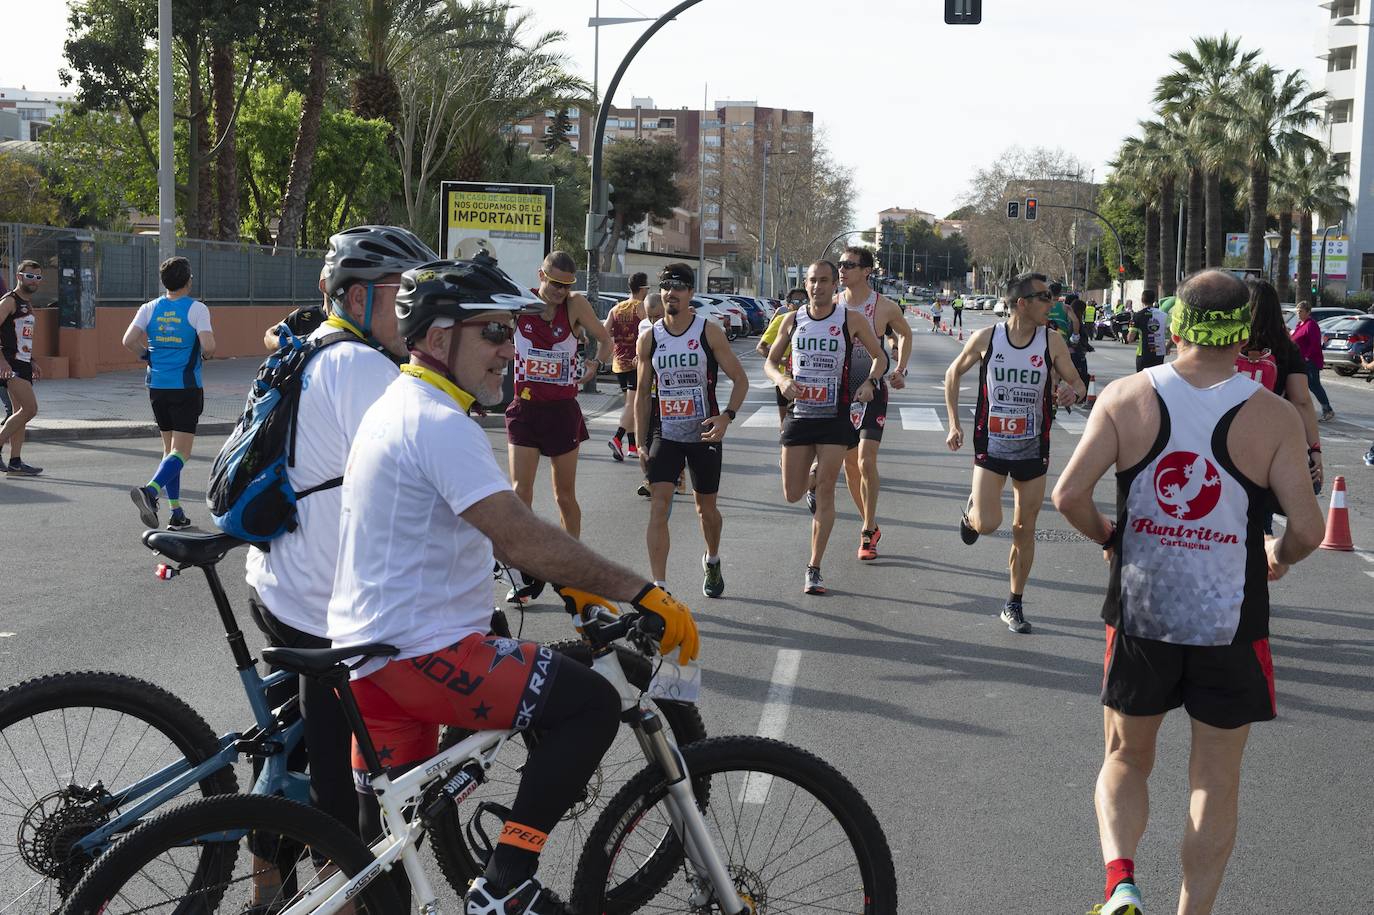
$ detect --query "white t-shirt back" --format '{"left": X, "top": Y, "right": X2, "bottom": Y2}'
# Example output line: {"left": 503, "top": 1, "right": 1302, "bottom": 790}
{"left": 244, "top": 328, "right": 399, "bottom": 637}
{"left": 327, "top": 374, "right": 512, "bottom": 674}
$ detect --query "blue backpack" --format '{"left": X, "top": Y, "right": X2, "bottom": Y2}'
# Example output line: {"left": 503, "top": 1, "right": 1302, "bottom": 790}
{"left": 207, "top": 330, "right": 366, "bottom": 545}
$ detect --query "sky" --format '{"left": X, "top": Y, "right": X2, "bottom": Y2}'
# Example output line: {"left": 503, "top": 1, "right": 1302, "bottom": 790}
{"left": 3, "top": 0, "right": 1330, "bottom": 228}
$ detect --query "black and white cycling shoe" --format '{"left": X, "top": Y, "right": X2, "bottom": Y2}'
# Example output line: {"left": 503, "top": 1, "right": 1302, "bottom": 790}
{"left": 465, "top": 875, "right": 568, "bottom": 914}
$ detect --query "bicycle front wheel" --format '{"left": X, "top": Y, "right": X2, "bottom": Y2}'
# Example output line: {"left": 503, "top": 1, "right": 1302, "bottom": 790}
{"left": 0, "top": 671, "right": 236, "bottom": 913}
{"left": 571, "top": 735, "right": 899, "bottom": 914}
{"left": 59, "top": 793, "right": 401, "bottom": 915}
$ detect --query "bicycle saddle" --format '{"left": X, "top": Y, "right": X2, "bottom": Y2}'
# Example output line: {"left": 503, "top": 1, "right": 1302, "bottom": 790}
{"left": 143, "top": 529, "right": 248, "bottom": 567}
{"left": 262, "top": 643, "right": 399, "bottom": 678}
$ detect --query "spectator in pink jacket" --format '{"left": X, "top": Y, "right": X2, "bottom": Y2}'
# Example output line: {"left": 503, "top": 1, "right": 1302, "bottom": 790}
{"left": 1291, "top": 301, "right": 1335, "bottom": 422}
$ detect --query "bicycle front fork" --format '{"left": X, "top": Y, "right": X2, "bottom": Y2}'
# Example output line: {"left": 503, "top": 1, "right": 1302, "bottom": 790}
{"left": 631, "top": 706, "right": 750, "bottom": 915}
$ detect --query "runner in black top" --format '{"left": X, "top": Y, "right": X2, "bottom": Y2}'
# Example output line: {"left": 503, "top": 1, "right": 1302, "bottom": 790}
{"left": 0, "top": 259, "right": 45, "bottom": 475}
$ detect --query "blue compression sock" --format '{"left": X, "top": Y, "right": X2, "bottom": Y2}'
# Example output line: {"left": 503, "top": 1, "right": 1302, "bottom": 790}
{"left": 149, "top": 451, "right": 185, "bottom": 493}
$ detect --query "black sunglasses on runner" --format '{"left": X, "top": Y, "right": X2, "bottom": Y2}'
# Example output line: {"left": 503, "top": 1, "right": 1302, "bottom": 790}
{"left": 1023, "top": 290, "right": 1053, "bottom": 303}
{"left": 660, "top": 279, "right": 690, "bottom": 291}
{"left": 462, "top": 319, "right": 516, "bottom": 344}
{"left": 838, "top": 261, "right": 863, "bottom": 270}
{"left": 787, "top": 298, "right": 806, "bottom": 306}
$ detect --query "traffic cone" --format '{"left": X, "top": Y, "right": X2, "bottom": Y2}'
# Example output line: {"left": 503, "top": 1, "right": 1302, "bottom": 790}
{"left": 1085, "top": 374, "right": 1098, "bottom": 408}
{"left": 958, "top": 329, "right": 964, "bottom": 341}
{"left": 1319, "top": 475, "right": 1354, "bottom": 551}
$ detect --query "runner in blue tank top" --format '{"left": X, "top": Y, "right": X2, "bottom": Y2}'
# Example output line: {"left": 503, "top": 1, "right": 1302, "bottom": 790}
{"left": 1053, "top": 270, "right": 1324, "bottom": 915}
{"left": 122, "top": 256, "right": 217, "bottom": 529}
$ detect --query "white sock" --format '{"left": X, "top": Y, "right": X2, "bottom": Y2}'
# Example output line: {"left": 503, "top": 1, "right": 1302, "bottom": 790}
{"left": 704, "top": 553, "right": 719, "bottom": 565}
{"left": 654, "top": 580, "right": 668, "bottom": 590}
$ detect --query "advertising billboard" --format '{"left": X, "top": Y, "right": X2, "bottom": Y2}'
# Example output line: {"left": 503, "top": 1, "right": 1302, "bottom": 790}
{"left": 439, "top": 181, "right": 555, "bottom": 284}
{"left": 1224, "top": 233, "right": 1348, "bottom": 282}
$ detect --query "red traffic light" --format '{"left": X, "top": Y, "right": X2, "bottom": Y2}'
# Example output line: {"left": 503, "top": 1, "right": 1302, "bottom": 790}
{"left": 1118, "top": 265, "right": 1126, "bottom": 274}
{"left": 1024, "top": 197, "right": 1037, "bottom": 221}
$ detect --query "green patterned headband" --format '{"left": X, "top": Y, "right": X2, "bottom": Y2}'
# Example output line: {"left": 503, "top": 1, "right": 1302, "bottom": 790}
{"left": 1169, "top": 297, "right": 1250, "bottom": 346}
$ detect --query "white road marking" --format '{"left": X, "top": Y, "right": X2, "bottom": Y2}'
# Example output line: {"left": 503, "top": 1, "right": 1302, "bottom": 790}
{"left": 1354, "top": 550, "right": 1374, "bottom": 564}
{"left": 1364, "top": 570, "right": 1374, "bottom": 581}
{"left": 743, "top": 407, "right": 779, "bottom": 428}
{"left": 899, "top": 407, "right": 945, "bottom": 432}
{"left": 1054, "top": 412, "right": 1087, "bottom": 435}
{"left": 740, "top": 648, "right": 802, "bottom": 804}
{"left": 0, "top": 633, "right": 13, "bottom": 638}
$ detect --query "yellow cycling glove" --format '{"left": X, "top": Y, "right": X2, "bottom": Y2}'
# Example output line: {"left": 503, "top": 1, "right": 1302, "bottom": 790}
{"left": 555, "top": 585, "right": 620, "bottom": 620}
{"left": 631, "top": 584, "right": 700, "bottom": 666}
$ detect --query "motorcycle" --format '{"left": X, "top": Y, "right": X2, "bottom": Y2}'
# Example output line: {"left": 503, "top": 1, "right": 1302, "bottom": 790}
{"left": 1110, "top": 310, "right": 1133, "bottom": 343}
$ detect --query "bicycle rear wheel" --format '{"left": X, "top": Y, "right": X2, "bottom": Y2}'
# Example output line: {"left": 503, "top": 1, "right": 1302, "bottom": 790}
{"left": 0, "top": 671, "right": 236, "bottom": 913}
{"left": 428, "top": 640, "right": 706, "bottom": 901}
{"left": 59, "top": 793, "right": 401, "bottom": 915}
{"left": 571, "top": 736, "right": 899, "bottom": 914}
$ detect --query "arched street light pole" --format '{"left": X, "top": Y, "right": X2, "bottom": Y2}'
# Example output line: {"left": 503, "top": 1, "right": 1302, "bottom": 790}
{"left": 585, "top": 0, "right": 704, "bottom": 299}
{"left": 818, "top": 229, "right": 869, "bottom": 260}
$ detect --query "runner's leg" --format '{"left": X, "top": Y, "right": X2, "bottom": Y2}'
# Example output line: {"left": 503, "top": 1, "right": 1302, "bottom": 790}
{"left": 856, "top": 438, "right": 881, "bottom": 532}
{"left": 0, "top": 377, "right": 36, "bottom": 449}
{"left": 695, "top": 491, "right": 722, "bottom": 558}
{"left": 968, "top": 464, "right": 1007, "bottom": 534}
{"left": 507, "top": 443, "right": 542, "bottom": 509}
{"left": 809, "top": 444, "right": 846, "bottom": 568}
{"left": 646, "top": 482, "right": 675, "bottom": 582}
{"left": 549, "top": 447, "right": 582, "bottom": 538}
{"left": 1177, "top": 720, "right": 1251, "bottom": 915}
{"left": 1008, "top": 473, "right": 1046, "bottom": 595}
{"left": 170, "top": 430, "right": 196, "bottom": 460}
{"left": 781, "top": 444, "right": 818, "bottom": 503}
{"left": 1096, "top": 708, "right": 1165, "bottom": 866}
{"left": 842, "top": 447, "right": 863, "bottom": 517}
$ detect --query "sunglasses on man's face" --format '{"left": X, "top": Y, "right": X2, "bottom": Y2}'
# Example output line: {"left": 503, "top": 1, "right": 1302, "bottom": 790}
{"left": 838, "top": 261, "right": 863, "bottom": 271}
{"left": 18, "top": 272, "right": 41, "bottom": 282}
{"left": 787, "top": 298, "right": 806, "bottom": 306}
{"left": 463, "top": 319, "right": 516, "bottom": 344}
{"left": 659, "top": 279, "right": 690, "bottom": 291}
{"left": 542, "top": 274, "right": 574, "bottom": 289}
{"left": 1023, "top": 290, "right": 1054, "bottom": 303}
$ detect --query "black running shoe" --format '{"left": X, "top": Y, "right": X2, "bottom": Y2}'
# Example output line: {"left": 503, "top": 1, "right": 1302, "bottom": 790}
{"left": 1000, "top": 601, "right": 1032, "bottom": 634}
{"left": 5, "top": 460, "right": 42, "bottom": 476}
{"left": 505, "top": 572, "right": 546, "bottom": 605}
{"left": 167, "top": 509, "right": 192, "bottom": 530}
{"left": 805, "top": 487, "right": 817, "bottom": 515}
{"left": 959, "top": 495, "right": 979, "bottom": 545}
{"left": 130, "top": 486, "right": 159, "bottom": 528}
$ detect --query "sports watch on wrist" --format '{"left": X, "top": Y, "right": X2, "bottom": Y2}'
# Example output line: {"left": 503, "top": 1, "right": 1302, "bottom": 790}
{"left": 723, "top": 408, "right": 737, "bottom": 420}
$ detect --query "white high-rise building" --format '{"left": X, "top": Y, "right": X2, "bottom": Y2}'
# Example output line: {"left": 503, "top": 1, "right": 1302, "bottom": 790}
{"left": 1318, "top": 1, "right": 1372, "bottom": 290}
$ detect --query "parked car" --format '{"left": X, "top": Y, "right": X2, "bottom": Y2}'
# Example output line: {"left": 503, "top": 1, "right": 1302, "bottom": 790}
{"left": 1321, "top": 314, "right": 1374, "bottom": 376}
{"left": 722, "top": 295, "right": 768, "bottom": 333}
{"left": 698, "top": 294, "right": 751, "bottom": 336}
{"left": 1282, "top": 306, "right": 1360, "bottom": 334}
{"left": 690, "top": 297, "right": 737, "bottom": 339}
{"left": 992, "top": 299, "right": 1008, "bottom": 316}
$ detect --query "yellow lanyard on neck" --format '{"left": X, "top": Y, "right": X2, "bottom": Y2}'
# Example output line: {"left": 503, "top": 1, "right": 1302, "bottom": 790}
{"left": 323, "top": 314, "right": 365, "bottom": 339}
{"left": 400, "top": 363, "right": 475, "bottom": 412}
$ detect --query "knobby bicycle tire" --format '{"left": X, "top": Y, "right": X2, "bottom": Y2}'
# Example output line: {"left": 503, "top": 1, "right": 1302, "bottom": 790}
{"left": 59, "top": 793, "right": 400, "bottom": 915}
{"left": 571, "top": 735, "right": 899, "bottom": 914}
{"left": 428, "top": 640, "right": 707, "bottom": 900}
{"left": 0, "top": 670, "right": 238, "bottom": 912}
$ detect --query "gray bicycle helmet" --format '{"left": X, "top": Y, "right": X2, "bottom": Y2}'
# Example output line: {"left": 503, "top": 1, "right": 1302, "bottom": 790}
{"left": 395, "top": 254, "right": 544, "bottom": 343}
{"left": 322, "top": 225, "right": 437, "bottom": 299}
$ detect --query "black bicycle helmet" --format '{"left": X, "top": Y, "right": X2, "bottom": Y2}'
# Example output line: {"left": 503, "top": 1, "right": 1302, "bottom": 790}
{"left": 395, "top": 255, "right": 544, "bottom": 343}
{"left": 322, "top": 225, "right": 437, "bottom": 299}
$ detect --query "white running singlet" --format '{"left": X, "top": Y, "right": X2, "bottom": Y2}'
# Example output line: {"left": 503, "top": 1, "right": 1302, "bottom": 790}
{"left": 789, "top": 304, "right": 851, "bottom": 420}
{"left": 973, "top": 323, "right": 1052, "bottom": 462}
{"left": 649, "top": 314, "right": 718, "bottom": 443}
{"left": 1109, "top": 365, "right": 1267, "bottom": 646}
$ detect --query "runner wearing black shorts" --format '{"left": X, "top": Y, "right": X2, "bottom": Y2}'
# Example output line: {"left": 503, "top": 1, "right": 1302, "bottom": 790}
{"left": 764, "top": 261, "right": 888, "bottom": 595}
{"left": 0, "top": 263, "right": 43, "bottom": 476}
{"left": 635, "top": 263, "right": 748, "bottom": 597}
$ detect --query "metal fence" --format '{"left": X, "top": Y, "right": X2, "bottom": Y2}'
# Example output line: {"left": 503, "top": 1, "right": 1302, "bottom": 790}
{"left": 1, "top": 223, "right": 325, "bottom": 308}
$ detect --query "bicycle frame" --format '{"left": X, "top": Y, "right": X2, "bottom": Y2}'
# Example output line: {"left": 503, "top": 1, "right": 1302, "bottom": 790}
{"left": 281, "top": 610, "right": 748, "bottom": 915}
{"left": 71, "top": 556, "right": 308, "bottom": 856}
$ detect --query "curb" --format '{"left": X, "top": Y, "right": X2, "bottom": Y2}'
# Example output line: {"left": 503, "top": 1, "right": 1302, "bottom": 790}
{"left": 28, "top": 394, "right": 627, "bottom": 443}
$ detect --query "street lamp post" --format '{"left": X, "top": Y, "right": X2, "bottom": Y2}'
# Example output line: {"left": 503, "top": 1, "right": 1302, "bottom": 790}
{"left": 1317, "top": 221, "right": 1343, "bottom": 305}
{"left": 758, "top": 140, "right": 770, "bottom": 297}
{"left": 157, "top": 0, "right": 175, "bottom": 263}
{"left": 1264, "top": 231, "right": 1281, "bottom": 284}
{"left": 586, "top": 0, "right": 703, "bottom": 301}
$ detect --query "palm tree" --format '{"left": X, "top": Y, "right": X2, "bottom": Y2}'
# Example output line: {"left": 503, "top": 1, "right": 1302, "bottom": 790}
{"left": 350, "top": 0, "right": 468, "bottom": 126}
{"left": 1220, "top": 65, "right": 1324, "bottom": 272}
{"left": 1156, "top": 34, "right": 1260, "bottom": 267}
{"left": 1286, "top": 149, "right": 1350, "bottom": 302}
{"left": 1269, "top": 155, "right": 1298, "bottom": 302}
{"left": 1143, "top": 118, "right": 1188, "bottom": 294}
{"left": 278, "top": 0, "right": 332, "bottom": 250}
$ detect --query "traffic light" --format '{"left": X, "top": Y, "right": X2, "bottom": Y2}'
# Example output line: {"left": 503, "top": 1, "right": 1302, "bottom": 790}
{"left": 1006, "top": 200, "right": 1020, "bottom": 219}
{"left": 1118, "top": 265, "right": 1126, "bottom": 274}
{"left": 944, "top": 0, "right": 982, "bottom": 24}
{"left": 1024, "top": 197, "right": 1037, "bottom": 221}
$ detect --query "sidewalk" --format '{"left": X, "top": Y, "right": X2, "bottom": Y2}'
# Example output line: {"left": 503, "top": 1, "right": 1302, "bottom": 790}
{"left": 21, "top": 358, "right": 623, "bottom": 442}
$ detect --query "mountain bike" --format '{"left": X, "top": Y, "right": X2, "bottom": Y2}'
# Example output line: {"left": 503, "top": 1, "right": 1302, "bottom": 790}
{"left": 0, "top": 533, "right": 703, "bottom": 913}
{"left": 58, "top": 598, "right": 899, "bottom": 914}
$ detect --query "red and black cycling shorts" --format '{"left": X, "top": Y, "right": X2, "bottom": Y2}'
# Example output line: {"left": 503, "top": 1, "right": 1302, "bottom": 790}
{"left": 349, "top": 634, "right": 562, "bottom": 790}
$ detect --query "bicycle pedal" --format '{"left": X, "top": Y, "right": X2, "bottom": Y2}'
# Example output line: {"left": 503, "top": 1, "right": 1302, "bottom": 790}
{"left": 464, "top": 800, "right": 513, "bottom": 869}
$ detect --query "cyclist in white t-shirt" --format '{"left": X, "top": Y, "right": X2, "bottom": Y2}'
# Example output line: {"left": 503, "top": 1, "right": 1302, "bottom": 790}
{"left": 242, "top": 225, "right": 435, "bottom": 859}
{"left": 328, "top": 257, "right": 700, "bottom": 915}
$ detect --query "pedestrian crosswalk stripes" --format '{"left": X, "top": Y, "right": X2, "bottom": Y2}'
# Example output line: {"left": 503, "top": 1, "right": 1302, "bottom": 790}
{"left": 584, "top": 405, "right": 1093, "bottom": 435}
{"left": 897, "top": 407, "right": 944, "bottom": 432}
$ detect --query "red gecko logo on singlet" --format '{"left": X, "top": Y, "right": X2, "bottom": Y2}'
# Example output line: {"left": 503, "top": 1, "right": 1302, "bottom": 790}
{"left": 1153, "top": 451, "right": 1222, "bottom": 520}
{"left": 1029, "top": 354, "right": 1044, "bottom": 368}
{"left": 687, "top": 338, "right": 699, "bottom": 350}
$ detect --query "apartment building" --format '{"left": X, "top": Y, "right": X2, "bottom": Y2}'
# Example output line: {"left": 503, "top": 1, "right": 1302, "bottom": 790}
{"left": 1318, "top": 0, "right": 1374, "bottom": 289}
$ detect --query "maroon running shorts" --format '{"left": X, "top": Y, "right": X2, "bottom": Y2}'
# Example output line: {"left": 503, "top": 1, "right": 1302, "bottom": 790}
{"left": 505, "top": 398, "right": 589, "bottom": 457}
